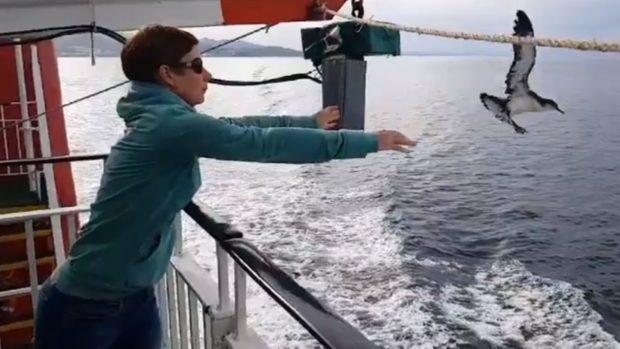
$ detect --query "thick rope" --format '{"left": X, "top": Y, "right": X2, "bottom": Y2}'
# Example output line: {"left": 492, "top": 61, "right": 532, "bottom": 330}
{"left": 322, "top": 7, "right": 620, "bottom": 53}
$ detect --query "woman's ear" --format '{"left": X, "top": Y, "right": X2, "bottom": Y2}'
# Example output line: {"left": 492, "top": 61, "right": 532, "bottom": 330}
{"left": 157, "top": 65, "right": 176, "bottom": 88}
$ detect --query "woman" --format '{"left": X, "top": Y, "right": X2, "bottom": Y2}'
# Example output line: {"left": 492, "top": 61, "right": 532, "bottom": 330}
{"left": 33, "top": 25, "right": 416, "bottom": 348}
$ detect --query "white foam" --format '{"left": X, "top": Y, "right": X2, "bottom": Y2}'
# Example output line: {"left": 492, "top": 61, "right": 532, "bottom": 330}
{"left": 440, "top": 259, "right": 620, "bottom": 349}
{"left": 182, "top": 159, "right": 459, "bottom": 348}
{"left": 237, "top": 204, "right": 456, "bottom": 349}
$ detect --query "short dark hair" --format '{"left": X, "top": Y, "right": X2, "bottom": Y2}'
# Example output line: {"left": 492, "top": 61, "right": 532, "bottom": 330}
{"left": 121, "top": 25, "right": 199, "bottom": 83}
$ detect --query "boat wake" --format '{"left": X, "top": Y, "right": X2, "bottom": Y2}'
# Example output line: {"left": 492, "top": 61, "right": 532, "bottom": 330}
{"left": 183, "top": 160, "right": 620, "bottom": 349}
{"left": 440, "top": 259, "right": 620, "bottom": 349}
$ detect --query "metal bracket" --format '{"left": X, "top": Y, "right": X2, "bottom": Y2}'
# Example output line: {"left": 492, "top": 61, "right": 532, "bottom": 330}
{"left": 206, "top": 306, "right": 236, "bottom": 349}
{"left": 351, "top": 0, "right": 364, "bottom": 18}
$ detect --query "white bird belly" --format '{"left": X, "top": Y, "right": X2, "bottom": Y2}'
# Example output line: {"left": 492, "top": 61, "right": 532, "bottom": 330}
{"left": 508, "top": 96, "right": 542, "bottom": 115}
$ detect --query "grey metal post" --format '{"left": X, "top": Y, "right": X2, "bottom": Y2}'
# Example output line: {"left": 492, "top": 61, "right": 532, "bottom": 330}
{"left": 321, "top": 55, "right": 367, "bottom": 130}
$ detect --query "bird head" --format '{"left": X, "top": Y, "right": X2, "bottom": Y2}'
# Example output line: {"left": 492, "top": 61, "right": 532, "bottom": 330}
{"left": 544, "top": 99, "right": 564, "bottom": 114}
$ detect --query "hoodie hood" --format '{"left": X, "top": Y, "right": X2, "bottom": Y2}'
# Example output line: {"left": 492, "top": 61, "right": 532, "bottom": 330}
{"left": 116, "top": 81, "right": 195, "bottom": 126}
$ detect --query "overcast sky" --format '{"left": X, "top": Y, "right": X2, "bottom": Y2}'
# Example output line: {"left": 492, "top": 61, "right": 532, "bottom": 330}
{"left": 187, "top": 0, "right": 620, "bottom": 55}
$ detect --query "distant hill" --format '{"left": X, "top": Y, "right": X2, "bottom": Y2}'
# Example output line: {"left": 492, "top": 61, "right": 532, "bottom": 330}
{"left": 54, "top": 33, "right": 303, "bottom": 57}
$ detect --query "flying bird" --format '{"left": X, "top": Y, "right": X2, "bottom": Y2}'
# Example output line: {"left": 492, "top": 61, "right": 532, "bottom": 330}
{"left": 480, "top": 10, "right": 564, "bottom": 134}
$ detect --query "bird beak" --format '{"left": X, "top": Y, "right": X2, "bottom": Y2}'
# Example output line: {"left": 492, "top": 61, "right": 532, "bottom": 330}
{"left": 556, "top": 107, "right": 565, "bottom": 114}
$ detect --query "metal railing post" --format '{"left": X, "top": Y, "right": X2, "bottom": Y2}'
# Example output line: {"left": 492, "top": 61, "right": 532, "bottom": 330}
{"left": 24, "top": 220, "right": 38, "bottom": 315}
{"left": 216, "top": 244, "right": 230, "bottom": 312}
{"left": 233, "top": 264, "right": 247, "bottom": 339}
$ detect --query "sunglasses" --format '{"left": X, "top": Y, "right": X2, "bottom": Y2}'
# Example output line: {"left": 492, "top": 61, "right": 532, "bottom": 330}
{"left": 171, "top": 57, "right": 204, "bottom": 74}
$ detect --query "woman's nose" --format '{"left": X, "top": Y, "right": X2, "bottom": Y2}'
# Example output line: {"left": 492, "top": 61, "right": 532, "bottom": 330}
{"left": 203, "top": 69, "right": 212, "bottom": 81}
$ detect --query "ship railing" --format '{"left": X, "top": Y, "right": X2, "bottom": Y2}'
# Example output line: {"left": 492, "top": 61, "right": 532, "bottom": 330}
{"left": 0, "top": 154, "right": 379, "bottom": 349}
{"left": 0, "top": 206, "right": 87, "bottom": 313}
{"left": 0, "top": 103, "right": 36, "bottom": 178}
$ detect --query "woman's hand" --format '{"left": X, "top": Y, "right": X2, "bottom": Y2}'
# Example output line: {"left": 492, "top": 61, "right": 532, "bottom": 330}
{"left": 315, "top": 105, "right": 340, "bottom": 130}
{"left": 375, "top": 130, "right": 418, "bottom": 152}
{"left": 314, "top": 107, "right": 417, "bottom": 152}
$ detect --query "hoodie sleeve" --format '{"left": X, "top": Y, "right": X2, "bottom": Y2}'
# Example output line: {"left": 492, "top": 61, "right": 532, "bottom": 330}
{"left": 217, "top": 114, "right": 318, "bottom": 129}
{"left": 169, "top": 111, "right": 378, "bottom": 164}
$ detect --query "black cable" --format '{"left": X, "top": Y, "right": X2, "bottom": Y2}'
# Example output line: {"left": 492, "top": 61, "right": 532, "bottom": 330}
{"left": 211, "top": 71, "right": 321, "bottom": 86}
{"left": 198, "top": 24, "right": 321, "bottom": 86}
{"left": 0, "top": 25, "right": 126, "bottom": 47}
{"left": 2, "top": 24, "right": 317, "bottom": 87}
{"left": 0, "top": 24, "right": 320, "bottom": 132}
{"left": 200, "top": 24, "right": 274, "bottom": 55}
{"left": 351, "top": 0, "right": 365, "bottom": 18}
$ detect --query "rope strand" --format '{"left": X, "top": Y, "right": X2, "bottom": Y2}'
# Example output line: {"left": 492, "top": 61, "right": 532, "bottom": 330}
{"left": 322, "top": 7, "right": 620, "bottom": 53}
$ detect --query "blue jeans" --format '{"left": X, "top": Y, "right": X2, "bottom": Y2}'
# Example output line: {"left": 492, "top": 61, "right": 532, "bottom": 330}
{"left": 33, "top": 279, "right": 162, "bottom": 349}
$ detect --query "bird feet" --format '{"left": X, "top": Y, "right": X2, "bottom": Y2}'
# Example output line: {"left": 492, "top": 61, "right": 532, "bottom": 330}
{"left": 513, "top": 124, "right": 528, "bottom": 134}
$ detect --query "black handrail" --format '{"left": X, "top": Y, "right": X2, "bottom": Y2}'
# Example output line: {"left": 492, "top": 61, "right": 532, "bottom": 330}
{"left": 0, "top": 154, "right": 381, "bottom": 349}
{"left": 185, "top": 201, "right": 381, "bottom": 349}
{"left": 0, "top": 153, "right": 108, "bottom": 166}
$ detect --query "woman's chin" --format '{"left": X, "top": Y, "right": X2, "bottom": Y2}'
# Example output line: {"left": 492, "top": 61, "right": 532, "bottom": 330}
{"left": 190, "top": 95, "right": 205, "bottom": 106}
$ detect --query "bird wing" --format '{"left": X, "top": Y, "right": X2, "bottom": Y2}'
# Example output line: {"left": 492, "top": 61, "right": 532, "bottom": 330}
{"left": 504, "top": 10, "right": 536, "bottom": 96}
{"left": 480, "top": 93, "right": 508, "bottom": 116}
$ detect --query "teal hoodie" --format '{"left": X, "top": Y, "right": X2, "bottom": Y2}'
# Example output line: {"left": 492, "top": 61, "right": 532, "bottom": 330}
{"left": 54, "top": 81, "right": 379, "bottom": 300}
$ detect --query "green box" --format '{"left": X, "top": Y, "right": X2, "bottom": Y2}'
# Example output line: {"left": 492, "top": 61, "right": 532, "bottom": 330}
{"left": 301, "top": 21, "right": 400, "bottom": 65}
